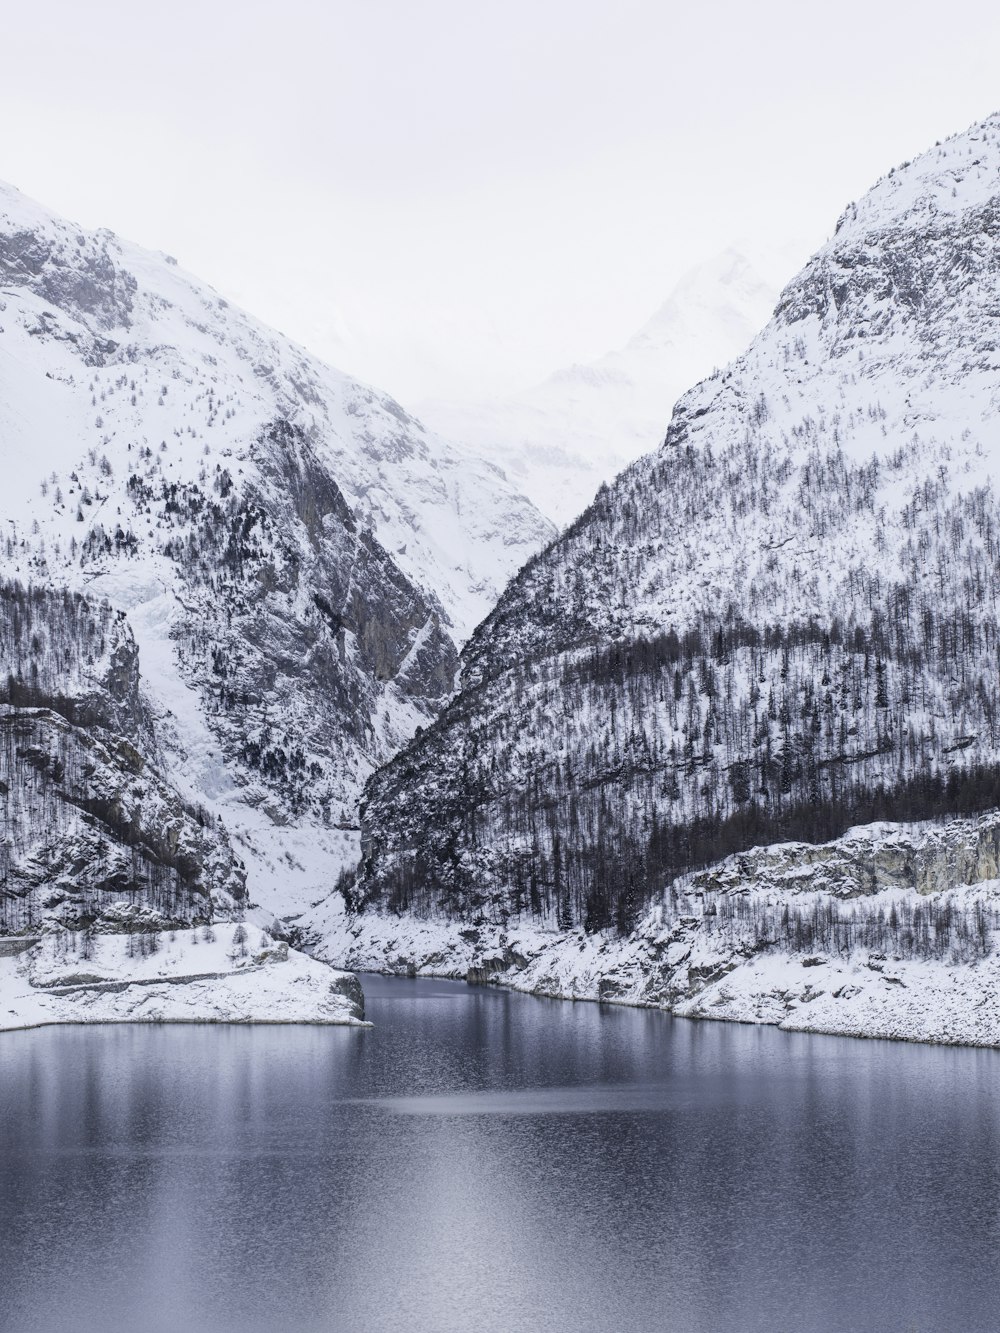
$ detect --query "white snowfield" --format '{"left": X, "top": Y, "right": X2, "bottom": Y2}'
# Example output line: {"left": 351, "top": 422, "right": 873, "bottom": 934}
{"left": 0, "top": 923, "right": 368, "bottom": 1031}
{"left": 310, "top": 810, "right": 1000, "bottom": 1047}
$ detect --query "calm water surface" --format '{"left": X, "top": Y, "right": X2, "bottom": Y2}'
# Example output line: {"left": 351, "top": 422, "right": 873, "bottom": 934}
{"left": 2, "top": 975, "right": 999, "bottom": 1333}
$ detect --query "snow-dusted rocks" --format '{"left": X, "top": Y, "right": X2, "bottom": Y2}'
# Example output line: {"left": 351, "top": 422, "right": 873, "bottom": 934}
{"left": 336, "top": 113, "right": 1000, "bottom": 1045}
{"left": 0, "top": 582, "right": 365, "bottom": 1027}
{"left": 0, "top": 580, "right": 363, "bottom": 1026}
{"left": 0, "top": 582, "right": 244, "bottom": 933}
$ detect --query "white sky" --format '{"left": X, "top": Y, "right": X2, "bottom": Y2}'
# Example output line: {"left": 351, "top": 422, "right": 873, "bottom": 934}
{"left": 2, "top": 0, "right": 998, "bottom": 402}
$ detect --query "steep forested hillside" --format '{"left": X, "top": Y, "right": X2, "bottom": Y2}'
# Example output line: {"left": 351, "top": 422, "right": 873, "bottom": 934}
{"left": 351, "top": 113, "right": 1000, "bottom": 945}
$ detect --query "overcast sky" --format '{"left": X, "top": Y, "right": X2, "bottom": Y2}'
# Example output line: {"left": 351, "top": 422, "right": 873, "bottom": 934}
{"left": 2, "top": 1, "right": 998, "bottom": 402}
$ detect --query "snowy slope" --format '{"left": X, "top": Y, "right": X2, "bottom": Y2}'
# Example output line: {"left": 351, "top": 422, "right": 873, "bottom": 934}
{"left": 0, "top": 179, "right": 553, "bottom": 642}
{"left": 0, "top": 181, "right": 553, "bottom": 919}
{"left": 334, "top": 112, "right": 1000, "bottom": 1044}
{"left": 0, "top": 578, "right": 367, "bottom": 1024}
{"left": 417, "top": 249, "right": 791, "bottom": 524}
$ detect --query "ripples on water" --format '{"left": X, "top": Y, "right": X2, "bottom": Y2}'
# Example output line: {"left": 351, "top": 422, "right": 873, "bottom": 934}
{"left": 1, "top": 975, "right": 999, "bottom": 1333}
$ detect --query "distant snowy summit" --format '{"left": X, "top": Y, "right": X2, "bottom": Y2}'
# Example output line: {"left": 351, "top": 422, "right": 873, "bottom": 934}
{"left": 417, "top": 246, "right": 800, "bottom": 525}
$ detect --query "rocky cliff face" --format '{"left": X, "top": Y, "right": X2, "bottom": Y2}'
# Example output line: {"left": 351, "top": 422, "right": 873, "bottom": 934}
{"left": 0, "top": 216, "right": 137, "bottom": 333}
{"left": 126, "top": 417, "right": 458, "bottom": 829}
{"left": 0, "top": 587, "right": 371, "bottom": 1033}
{"left": 344, "top": 114, "right": 1000, "bottom": 1013}
{"left": 0, "top": 582, "right": 244, "bottom": 934}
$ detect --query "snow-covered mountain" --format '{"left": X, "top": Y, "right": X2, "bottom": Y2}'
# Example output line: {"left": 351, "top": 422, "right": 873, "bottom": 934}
{"left": 333, "top": 113, "right": 1000, "bottom": 1044}
{"left": 0, "top": 179, "right": 553, "bottom": 641}
{"left": 417, "top": 249, "right": 792, "bottom": 525}
{"left": 0, "top": 180, "right": 553, "bottom": 928}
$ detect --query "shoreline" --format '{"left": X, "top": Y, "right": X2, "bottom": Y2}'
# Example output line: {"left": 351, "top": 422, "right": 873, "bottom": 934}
{"left": 357, "top": 960, "right": 1000, "bottom": 1050}
{"left": 311, "top": 906, "right": 1000, "bottom": 1050}
{"left": 0, "top": 1015, "right": 370, "bottom": 1034}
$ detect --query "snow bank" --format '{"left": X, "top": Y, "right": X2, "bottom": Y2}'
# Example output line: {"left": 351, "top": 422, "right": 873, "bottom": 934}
{"left": 0, "top": 924, "right": 367, "bottom": 1031}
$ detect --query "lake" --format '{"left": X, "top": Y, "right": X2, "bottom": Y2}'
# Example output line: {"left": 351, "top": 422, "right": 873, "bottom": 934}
{"left": 1, "top": 975, "right": 999, "bottom": 1332}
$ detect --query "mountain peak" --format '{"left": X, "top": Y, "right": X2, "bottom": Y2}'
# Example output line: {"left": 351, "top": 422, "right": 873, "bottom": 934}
{"left": 831, "top": 110, "right": 1000, "bottom": 241}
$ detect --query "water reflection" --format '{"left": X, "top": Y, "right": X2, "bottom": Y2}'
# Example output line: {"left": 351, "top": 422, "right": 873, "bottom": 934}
{"left": 1, "top": 976, "right": 998, "bottom": 1332}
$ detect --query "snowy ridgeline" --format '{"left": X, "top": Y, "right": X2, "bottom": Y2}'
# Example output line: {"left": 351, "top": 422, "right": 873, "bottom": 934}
{"left": 0, "top": 923, "right": 367, "bottom": 1031}
{"left": 309, "top": 811, "right": 1000, "bottom": 1046}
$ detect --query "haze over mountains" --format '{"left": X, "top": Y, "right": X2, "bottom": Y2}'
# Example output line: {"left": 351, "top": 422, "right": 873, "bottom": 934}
{"left": 418, "top": 246, "right": 801, "bottom": 523}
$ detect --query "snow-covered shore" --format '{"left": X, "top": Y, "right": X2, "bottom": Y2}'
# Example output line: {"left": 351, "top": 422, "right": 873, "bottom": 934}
{"left": 312, "top": 904, "right": 1000, "bottom": 1047}
{"left": 307, "top": 813, "right": 1000, "bottom": 1047}
{"left": 0, "top": 925, "right": 368, "bottom": 1031}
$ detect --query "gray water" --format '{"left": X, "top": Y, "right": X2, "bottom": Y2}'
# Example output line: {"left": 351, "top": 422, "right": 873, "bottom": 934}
{"left": 1, "top": 976, "right": 999, "bottom": 1333}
